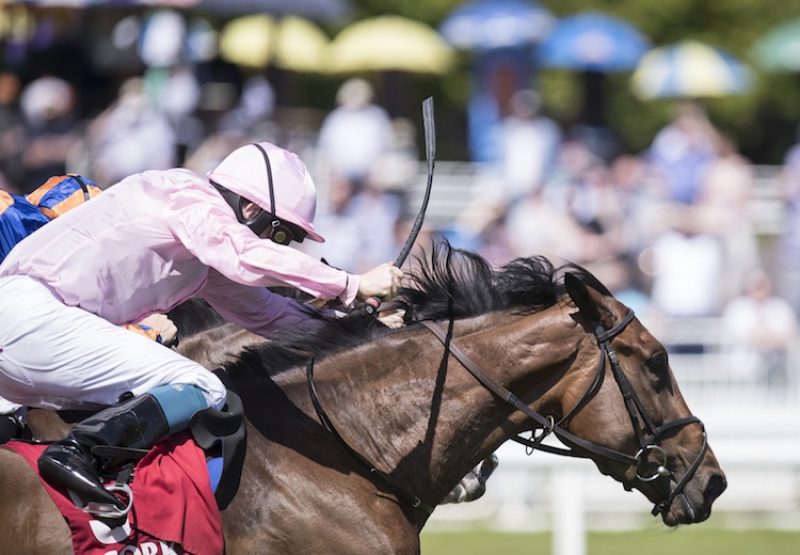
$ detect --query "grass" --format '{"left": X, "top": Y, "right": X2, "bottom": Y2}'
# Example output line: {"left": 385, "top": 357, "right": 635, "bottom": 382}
{"left": 420, "top": 528, "right": 800, "bottom": 555}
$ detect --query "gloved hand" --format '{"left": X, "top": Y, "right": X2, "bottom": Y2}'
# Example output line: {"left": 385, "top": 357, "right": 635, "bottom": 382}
{"left": 357, "top": 263, "right": 403, "bottom": 301}
{"left": 137, "top": 313, "right": 178, "bottom": 347}
{"left": 378, "top": 308, "right": 406, "bottom": 329}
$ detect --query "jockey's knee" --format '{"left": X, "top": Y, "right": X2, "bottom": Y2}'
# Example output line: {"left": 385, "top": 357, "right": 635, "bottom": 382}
{"left": 149, "top": 375, "right": 226, "bottom": 432}
{"left": 202, "top": 373, "right": 228, "bottom": 411}
{"left": 175, "top": 370, "right": 227, "bottom": 411}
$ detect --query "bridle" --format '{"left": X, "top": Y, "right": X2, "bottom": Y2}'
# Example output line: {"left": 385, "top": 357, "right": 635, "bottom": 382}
{"left": 307, "top": 88, "right": 707, "bottom": 515}
{"left": 307, "top": 306, "right": 708, "bottom": 517}
{"left": 422, "top": 308, "right": 709, "bottom": 517}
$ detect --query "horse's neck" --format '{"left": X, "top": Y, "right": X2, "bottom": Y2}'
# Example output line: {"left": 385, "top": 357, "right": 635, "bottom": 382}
{"left": 294, "top": 305, "right": 575, "bottom": 508}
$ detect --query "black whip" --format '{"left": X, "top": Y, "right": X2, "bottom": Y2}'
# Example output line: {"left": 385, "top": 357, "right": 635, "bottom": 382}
{"left": 363, "top": 97, "right": 437, "bottom": 316}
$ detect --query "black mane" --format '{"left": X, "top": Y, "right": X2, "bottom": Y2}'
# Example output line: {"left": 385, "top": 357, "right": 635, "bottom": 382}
{"left": 168, "top": 297, "right": 227, "bottom": 337}
{"left": 225, "top": 241, "right": 610, "bottom": 378}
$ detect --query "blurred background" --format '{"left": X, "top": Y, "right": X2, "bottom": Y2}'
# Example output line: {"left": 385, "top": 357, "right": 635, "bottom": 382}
{"left": 1, "top": 0, "right": 799, "bottom": 553}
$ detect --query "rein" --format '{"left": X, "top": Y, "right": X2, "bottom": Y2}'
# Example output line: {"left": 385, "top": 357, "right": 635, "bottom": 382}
{"left": 422, "top": 309, "right": 709, "bottom": 518}
{"left": 303, "top": 98, "right": 440, "bottom": 513}
{"left": 305, "top": 356, "right": 435, "bottom": 515}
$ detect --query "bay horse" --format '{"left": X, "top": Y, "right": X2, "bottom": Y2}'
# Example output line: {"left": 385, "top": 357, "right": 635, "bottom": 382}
{"left": 0, "top": 243, "right": 726, "bottom": 554}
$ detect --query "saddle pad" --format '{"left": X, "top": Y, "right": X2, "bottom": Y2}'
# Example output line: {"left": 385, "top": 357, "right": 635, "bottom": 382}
{"left": 5, "top": 432, "right": 223, "bottom": 555}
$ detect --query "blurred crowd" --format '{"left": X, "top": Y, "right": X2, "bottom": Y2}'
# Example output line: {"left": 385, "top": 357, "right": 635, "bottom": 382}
{"left": 0, "top": 66, "right": 798, "bottom": 391}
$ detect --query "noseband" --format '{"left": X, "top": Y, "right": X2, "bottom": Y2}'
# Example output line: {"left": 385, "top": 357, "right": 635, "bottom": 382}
{"left": 422, "top": 308, "right": 709, "bottom": 517}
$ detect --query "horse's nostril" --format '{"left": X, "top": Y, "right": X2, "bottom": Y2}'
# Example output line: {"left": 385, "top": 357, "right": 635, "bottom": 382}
{"left": 704, "top": 473, "right": 727, "bottom": 500}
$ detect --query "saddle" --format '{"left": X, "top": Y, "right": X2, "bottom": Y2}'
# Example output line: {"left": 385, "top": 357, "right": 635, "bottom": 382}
{"left": 189, "top": 385, "right": 247, "bottom": 510}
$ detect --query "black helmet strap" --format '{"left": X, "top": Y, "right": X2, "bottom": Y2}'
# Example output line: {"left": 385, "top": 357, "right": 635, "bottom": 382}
{"left": 211, "top": 143, "right": 298, "bottom": 245}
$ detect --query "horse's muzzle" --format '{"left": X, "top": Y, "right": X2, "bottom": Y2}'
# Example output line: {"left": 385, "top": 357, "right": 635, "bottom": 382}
{"left": 663, "top": 470, "right": 727, "bottom": 526}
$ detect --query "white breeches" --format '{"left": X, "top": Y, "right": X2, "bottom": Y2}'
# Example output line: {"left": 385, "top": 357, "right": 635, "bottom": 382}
{"left": 0, "top": 276, "right": 226, "bottom": 411}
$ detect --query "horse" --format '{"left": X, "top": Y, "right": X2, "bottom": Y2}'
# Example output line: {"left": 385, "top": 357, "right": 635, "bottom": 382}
{"left": 0, "top": 243, "right": 726, "bottom": 554}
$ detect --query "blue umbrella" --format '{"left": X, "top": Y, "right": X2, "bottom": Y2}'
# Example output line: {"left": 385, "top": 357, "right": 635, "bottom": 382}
{"left": 537, "top": 11, "right": 650, "bottom": 72}
{"left": 439, "top": 0, "right": 555, "bottom": 51}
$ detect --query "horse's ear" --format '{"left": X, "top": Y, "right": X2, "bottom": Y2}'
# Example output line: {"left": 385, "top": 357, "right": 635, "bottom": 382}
{"left": 564, "top": 272, "right": 601, "bottom": 322}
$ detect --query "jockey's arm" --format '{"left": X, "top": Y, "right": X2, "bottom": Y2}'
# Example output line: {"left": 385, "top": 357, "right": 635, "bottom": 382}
{"left": 169, "top": 192, "right": 360, "bottom": 306}
{"left": 199, "top": 269, "right": 320, "bottom": 338}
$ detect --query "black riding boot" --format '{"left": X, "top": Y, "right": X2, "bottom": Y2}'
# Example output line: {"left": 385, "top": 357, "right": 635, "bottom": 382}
{"left": 38, "top": 394, "right": 169, "bottom": 510}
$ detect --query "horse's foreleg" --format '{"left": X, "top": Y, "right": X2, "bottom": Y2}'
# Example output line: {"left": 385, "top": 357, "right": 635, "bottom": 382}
{"left": 0, "top": 448, "right": 72, "bottom": 554}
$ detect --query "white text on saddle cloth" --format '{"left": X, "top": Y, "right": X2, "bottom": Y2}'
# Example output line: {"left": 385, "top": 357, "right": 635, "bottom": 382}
{"left": 87, "top": 513, "right": 181, "bottom": 555}
{"left": 102, "top": 542, "right": 180, "bottom": 555}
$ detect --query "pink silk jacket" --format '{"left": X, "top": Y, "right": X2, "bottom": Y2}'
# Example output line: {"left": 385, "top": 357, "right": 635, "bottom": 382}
{"left": 0, "top": 169, "right": 359, "bottom": 336}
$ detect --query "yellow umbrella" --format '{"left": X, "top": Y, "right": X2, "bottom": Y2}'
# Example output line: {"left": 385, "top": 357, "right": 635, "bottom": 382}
{"left": 325, "top": 15, "right": 454, "bottom": 74}
{"left": 219, "top": 14, "right": 329, "bottom": 72}
{"left": 274, "top": 16, "right": 330, "bottom": 72}
{"left": 631, "top": 40, "right": 752, "bottom": 99}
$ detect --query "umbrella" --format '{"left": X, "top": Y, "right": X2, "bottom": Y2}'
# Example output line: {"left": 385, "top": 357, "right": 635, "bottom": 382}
{"left": 219, "top": 14, "right": 328, "bottom": 71}
{"left": 194, "top": 0, "right": 351, "bottom": 22}
{"left": 537, "top": 11, "right": 649, "bottom": 72}
{"left": 325, "top": 15, "right": 454, "bottom": 74}
{"left": 439, "top": 0, "right": 555, "bottom": 51}
{"left": 751, "top": 17, "right": 800, "bottom": 72}
{"left": 632, "top": 40, "right": 753, "bottom": 99}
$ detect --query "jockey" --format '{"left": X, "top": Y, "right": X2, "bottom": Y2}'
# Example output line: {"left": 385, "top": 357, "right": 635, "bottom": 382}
{"left": 0, "top": 141, "right": 403, "bottom": 511}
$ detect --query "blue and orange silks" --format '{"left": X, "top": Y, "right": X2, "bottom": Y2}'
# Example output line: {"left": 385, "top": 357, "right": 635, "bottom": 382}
{"left": 26, "top": 174, "right": 103, "bottom": 220}
{"left": 1, "top": 174, "right": 101, "bottom": 263}
{"left": 0, "top": 191, "right": 49, "bottom": 263}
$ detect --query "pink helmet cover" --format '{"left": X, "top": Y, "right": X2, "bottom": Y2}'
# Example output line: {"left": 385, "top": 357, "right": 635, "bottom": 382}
{"left": 207, "top": 142, "right": 325, "bottom": 242}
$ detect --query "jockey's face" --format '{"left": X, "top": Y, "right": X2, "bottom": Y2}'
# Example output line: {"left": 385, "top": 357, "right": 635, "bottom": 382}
{"left": 241, "top": 200, "right": 262, "bottom": 221}
{"left": 242, "top": 200, "right": 306, "bottom": 245}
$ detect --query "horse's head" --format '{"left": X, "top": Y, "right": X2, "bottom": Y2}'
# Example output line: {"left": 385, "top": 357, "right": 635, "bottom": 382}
{"left": 554, "top": 272, "right": 726, "bottom": 526}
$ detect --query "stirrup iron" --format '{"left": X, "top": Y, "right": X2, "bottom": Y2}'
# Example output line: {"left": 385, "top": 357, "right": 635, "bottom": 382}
{"left": 68, "top": 482, "right": 134, "bottom": 519}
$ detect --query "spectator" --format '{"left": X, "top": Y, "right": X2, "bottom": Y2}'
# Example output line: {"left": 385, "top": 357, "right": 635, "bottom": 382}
{"left": 18, "top": 76, "right": 80, "bottom": 194}
{"left": 603, "top": 254, "right": 652, "bottom": 320}
{"left": 647, "top": 102, "right": 718, "bottom": 205}
{"left": 646, "top": 211, "right": 724, "bottom": 319}
{"left": 317, "top": 78, "right": 392, "bottom": 193}
{"left": 775, "top": 129, "right": 800, "bottom": 317}
{"left": 217, "top": 74, "right": 275, "bottom": 136}
{"left": 86, "top": 77, "right": 177, "bottom": 186}
{"left": 346, "top": 182, "right": 403, "bottom": 272}
{"left": 300, "top": 178, "right": 361, "bottom": 272}
{"left": 497, "top": 89, "right": 561, "bottom": 201}
{"left": 504, "top": 185, "right": 611, "bottom": 264}
{"left": 722, "top": 270, "right": 798, "bottom": 388}
{"left": 696, "top": 135, "right": 759, "bottom": 302}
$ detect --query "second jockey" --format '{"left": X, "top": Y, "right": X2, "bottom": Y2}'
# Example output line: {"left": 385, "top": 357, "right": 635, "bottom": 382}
{"left": 0, "top": 142, "right": 403, "bottom": 510}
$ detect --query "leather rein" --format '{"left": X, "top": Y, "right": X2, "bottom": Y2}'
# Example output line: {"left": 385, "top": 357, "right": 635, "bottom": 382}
{"left": 306, "top": 308, "right": 708, "bottom": 517}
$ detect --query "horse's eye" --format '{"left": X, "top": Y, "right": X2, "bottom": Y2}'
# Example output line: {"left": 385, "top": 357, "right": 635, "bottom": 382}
{"left": 646, "top": 352, "right": 668, "bottom": 376}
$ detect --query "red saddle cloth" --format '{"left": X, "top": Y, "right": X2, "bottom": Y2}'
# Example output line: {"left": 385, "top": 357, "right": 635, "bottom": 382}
{"left": 5, "top": 432, "right": 223, "bottom": 555}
